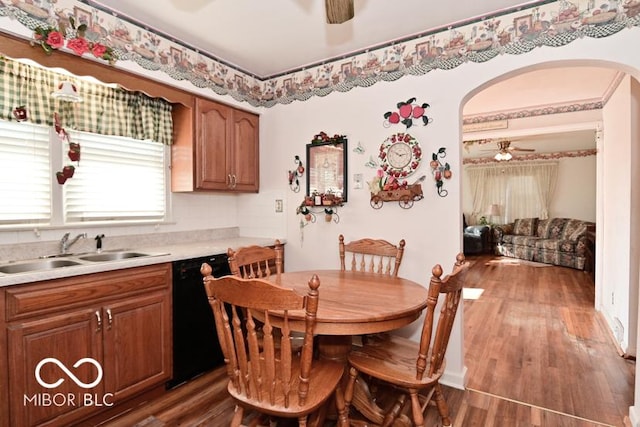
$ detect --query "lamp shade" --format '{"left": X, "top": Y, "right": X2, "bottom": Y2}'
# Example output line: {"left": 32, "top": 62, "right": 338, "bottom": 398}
{"left": 51, "top": 81, "right": 82, "bottom": 102}
{"left": 486, "top": 204, "right": 500, "bottom": 216}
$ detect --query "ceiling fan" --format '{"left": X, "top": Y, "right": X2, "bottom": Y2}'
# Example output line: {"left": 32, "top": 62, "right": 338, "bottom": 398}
{"left": 325, "top": 0, "right": 354, "bottom": 24}
{"left": 482, "top": 140, "right": 535, "bottom": 161}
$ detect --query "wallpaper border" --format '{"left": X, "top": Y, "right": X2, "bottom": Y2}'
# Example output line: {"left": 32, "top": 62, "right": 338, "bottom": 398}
{"left": 0, "top": 0, "right": 638, "bottom": 108}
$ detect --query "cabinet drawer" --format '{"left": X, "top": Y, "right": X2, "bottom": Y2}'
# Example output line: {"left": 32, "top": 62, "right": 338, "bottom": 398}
{"left": 5, "top": 264, "right": 171, "bottom": 321}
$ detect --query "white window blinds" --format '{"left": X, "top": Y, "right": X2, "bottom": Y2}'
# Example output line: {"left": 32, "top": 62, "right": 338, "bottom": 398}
{"left": 63, "top": 130, "right": 165, "bottom": 223}
{"left": 0, "top": 121, "right": 51, "bottom": 225}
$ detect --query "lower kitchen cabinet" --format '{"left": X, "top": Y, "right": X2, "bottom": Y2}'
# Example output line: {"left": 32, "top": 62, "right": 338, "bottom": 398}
{"left": 3, "top": 264, "right": 172, "bottom": 427}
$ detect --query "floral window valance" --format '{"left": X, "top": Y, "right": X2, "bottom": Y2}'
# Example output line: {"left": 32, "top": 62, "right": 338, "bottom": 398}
{"left": 0, "top": 57, "right": 173, "bottom": 145}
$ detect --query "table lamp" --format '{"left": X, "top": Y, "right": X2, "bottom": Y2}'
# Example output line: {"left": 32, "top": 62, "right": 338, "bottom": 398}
{"left": 486, "top": 204, "right": 500, "bottom": 224}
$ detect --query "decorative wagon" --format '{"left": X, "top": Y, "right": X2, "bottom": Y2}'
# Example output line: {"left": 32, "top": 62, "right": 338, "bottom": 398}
{"left": 370, "top": 183, "right": 423, "bottom": 209}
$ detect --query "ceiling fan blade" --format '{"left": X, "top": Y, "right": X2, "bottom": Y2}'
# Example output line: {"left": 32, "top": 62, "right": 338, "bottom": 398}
{"left": 325, "top": 0, "right": 354, "bottom": 24}
{"left": 511, "top": 147, "right": 535, "bottom": 152}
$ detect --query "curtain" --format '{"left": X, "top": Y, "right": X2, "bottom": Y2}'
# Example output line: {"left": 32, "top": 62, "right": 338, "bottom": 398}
{"left": 0, "top": 58, "right": 173, "bottom": 145}
{"left": 465, "top": 161, "right": 558, "bottom": 223}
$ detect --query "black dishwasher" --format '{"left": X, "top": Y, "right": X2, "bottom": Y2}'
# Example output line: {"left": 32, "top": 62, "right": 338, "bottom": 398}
{"left": 167, "top": 254, "right": 231, "bottom": 389}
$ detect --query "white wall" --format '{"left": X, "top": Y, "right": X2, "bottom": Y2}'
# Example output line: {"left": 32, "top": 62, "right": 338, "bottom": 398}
{"left": 630, "top": 77, "right": 640, "bottom": 357}
{"left": 551, "top": 156, "right": 597, "bottom": 221}
{"left": 601, "top": 75, "right": 633, "bottom": 353}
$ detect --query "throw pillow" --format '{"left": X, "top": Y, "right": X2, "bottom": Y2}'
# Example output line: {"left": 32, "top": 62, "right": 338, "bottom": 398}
{"left": 513, "top": 218, "right": 538, "bottom": 236}
{"left": 564, "top": 219, "right": 586, "bottom": 241}
{"left": 543, "top": 218, "right": 569, "bottom": 239}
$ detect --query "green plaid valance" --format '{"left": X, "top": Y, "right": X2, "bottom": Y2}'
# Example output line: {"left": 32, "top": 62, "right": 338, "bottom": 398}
{"left": 0, "top": 58, "right": 173, "bottom": 145}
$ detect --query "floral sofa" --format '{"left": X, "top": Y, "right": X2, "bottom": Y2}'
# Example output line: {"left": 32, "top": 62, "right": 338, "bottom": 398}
{"left": 493, "top": 217, "right": 595, "bottom": 270}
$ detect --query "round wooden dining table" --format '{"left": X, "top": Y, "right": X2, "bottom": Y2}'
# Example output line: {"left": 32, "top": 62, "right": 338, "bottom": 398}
{"left": 268, "top": 270, "right": 429, "bottom": 425}
{"left": 268, "top": 269, "right": 429, "bottom": 361}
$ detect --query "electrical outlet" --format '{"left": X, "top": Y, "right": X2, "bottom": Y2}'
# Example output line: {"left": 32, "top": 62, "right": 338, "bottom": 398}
{"left": 614, "top": 317, "right": 624, "bottom": 343}
{"left": 275, "top": 199, "right": 283, "bottom": 213}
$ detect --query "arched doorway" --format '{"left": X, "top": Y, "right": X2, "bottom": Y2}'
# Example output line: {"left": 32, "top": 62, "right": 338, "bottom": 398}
{"left": 459, "top": 62, "right": 639, "bottom": 424}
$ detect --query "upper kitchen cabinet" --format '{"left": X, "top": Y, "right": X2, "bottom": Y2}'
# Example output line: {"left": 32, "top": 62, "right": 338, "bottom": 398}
{"left": 171, "top": 97, "right": 259, "bottom": 193}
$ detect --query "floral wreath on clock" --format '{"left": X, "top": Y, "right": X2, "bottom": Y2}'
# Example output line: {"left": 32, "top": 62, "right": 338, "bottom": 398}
{"left": 378, "top": 132, "right": 422, "bottom": 178}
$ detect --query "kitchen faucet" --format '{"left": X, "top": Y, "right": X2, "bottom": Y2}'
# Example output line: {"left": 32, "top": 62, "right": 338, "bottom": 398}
{"left": 60, "top": 232, "right": 87, "bottom": 254}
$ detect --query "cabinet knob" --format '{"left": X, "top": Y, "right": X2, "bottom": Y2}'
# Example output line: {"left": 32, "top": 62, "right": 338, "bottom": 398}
{"left": 106, "top": 308, "right": 113, "bottom": 330}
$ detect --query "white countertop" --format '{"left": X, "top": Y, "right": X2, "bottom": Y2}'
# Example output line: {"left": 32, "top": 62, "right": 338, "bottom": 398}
{"left": 0, "top": 236, "right": 282, "bottom": 287}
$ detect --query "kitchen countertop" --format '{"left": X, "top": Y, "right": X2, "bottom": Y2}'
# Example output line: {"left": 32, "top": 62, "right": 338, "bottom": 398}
{"left": 0, "top": 236, "right": 282, "bottom": 287}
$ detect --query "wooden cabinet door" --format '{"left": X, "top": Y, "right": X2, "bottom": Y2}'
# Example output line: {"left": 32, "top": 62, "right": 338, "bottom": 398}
{"left": 195, "top": 98, "right": 232, "bottom": 190}
{"left": 102, "top": 291, "right": 171, "bottom": 402}
{"left": 231, "top": 109, "right": 259, "bottom": 192}
{"left": 7, "top": 308, "right": 103, "bottom": 427}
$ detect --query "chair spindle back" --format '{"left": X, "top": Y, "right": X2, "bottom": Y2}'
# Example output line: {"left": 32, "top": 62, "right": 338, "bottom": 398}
{"left": 228, "top": 240, "right": 283, "bottom": 281}
{"left": 201, "top": 265, "right": 319, "bottom": 409}
{"left": 339, "top": 234, "right": 406, "bottom": 277}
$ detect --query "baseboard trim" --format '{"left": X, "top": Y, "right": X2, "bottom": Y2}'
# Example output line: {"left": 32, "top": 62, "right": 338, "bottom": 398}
{"left": 597, "top": 310, "right": 632, "bottom": 358}
{"left": 440, "top": 365, "right": 467, "bottom": 390}
{"left": 629, "top": 406, "right": 640, "bottom": 427}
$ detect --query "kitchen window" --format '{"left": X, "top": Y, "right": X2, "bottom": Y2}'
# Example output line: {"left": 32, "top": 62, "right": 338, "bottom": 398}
{"left": 0, "top": 118, "right": 167, "bottom": 228}
{"left": 63, "top": 128, "right": 166, "bottom": 223}
{"left": 0, "top": 57, "right": 173, "bottom": 229}
{"left": 0, "top": 120, "right": 51, "bottom": 225}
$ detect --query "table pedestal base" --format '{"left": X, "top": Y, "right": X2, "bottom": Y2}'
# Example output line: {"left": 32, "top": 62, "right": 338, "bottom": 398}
{"left": 318, "top": 335, "right": 352, "bottom": 362}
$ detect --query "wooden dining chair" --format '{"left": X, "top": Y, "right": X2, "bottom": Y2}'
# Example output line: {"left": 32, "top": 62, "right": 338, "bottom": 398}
{"left": 201, "top": 265, "right": 349, "bottom": 427}
{"left": 228, "top": 240, "right": 302, "bottom": 354}
{"left": 339, "top": 234, "right": 406, "bottom": 277}
{"left": 228, "top": 240, "right": 283, "bottom": 281}
{"left": 343, "top": 253, "right": 469, "bottom": 427}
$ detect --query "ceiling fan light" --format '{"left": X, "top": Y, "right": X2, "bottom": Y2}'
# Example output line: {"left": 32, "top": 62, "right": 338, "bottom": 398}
{"left": 494, "top": 152, "right": 512, "bottom": 161}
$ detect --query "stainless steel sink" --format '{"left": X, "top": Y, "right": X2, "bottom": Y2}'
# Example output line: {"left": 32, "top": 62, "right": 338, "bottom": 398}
{"left": 77, "top": 251, "right": 152, "bottom": 262}
{"left": 0, "top": 259, "right": 82, "bottom": 274}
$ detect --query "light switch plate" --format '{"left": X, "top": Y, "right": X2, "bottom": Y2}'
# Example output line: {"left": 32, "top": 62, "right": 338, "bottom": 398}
{"left": 275, "top": 199, "right": 283, "bottom": 212}
{"left": 354, "top": 173, "right": 363, "bottom": 189}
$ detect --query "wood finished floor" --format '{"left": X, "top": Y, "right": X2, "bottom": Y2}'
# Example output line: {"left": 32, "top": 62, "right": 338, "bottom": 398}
{"left": 463, "top": 255, "right": 634, "bottom": 427}
{"left": 97, "top": 255, "right": 634, "bottom": 427}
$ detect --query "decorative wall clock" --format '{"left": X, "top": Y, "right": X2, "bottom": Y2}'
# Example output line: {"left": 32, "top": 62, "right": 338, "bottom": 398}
{"left": 378, "top": 132, "right": 422, "bottom": 178}
{"left": 370, "top": 132, "right": 424, "bottom": 209}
